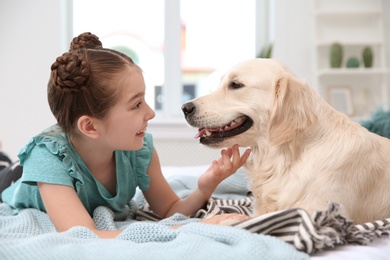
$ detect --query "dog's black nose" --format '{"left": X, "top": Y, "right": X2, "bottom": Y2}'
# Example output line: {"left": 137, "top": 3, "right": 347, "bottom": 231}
{"left": 181, "top": 102, "right": 196, "bottom": 116}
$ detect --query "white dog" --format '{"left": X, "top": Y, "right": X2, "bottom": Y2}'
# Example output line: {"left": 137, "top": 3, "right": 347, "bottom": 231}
{"left": 182, "top": 58, "right": 390, "bottom": 224}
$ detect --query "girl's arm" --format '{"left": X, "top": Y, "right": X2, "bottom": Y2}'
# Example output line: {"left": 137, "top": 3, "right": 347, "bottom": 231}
{"left": 142, "top": 145, "right": 251, "bottom": 218}
{"left": 38, "top": 145, "right": 250, "bottom": 238}
{"left": 38, "top": 182, "right": 122, "bottom": 238}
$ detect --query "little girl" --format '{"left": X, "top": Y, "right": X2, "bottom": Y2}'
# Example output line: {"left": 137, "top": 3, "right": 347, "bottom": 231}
{"left": 1, "top": 32, "right": 251, "bottom": 238}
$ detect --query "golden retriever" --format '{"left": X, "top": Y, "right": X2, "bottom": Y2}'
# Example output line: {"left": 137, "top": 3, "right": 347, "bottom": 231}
{"left": 181, "top": 58, "right": 390, "bottom": 224}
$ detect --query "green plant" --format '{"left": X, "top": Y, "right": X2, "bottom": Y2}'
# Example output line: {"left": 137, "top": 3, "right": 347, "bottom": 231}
{"left": 346, "top": 57, "right": 360, "bottom": 68}
{"left": 362, "top": 47, "right": 373, "bottom": 68}
{"left": 257, "top": 43, "right": 273, "bottom": 59}
{"left": 329, "top": 43, "right": 343, "bottom": 68}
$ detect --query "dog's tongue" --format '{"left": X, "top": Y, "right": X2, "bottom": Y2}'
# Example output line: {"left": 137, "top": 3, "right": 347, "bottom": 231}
{"left": 194, "top": 127, "right": 221, "bottom": 139}
{"left": 194, "top": 129, "right": 206, "bottom": 139}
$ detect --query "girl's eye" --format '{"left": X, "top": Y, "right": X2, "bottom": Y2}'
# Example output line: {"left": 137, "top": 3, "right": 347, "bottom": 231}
{"left": 132, "top": 101, "right": 142, "bottom": 110}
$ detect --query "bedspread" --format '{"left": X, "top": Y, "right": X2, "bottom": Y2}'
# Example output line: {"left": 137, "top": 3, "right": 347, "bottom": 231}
{"left": 0, "top": 171, "right": 307, "bottom": 260}
{"left": 1, "top": 171, "right": 389, "bottom": 259}
{"left": 0, "top": 202, "right": 307, "bottom": 260}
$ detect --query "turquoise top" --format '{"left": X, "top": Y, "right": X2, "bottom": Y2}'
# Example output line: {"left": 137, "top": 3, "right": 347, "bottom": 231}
{"left": 2, "top": 124, "right": 153, "bottom": 215}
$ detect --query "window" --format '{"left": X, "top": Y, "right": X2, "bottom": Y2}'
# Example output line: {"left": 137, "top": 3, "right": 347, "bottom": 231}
{"left": 180, "top": 0, "right": 256, "bottom": 100}
{"left": 73, "top": 0, "right": 266, "bottom": 123}
{"left": 73, "top": 0, "right": 164, "bottom": 118}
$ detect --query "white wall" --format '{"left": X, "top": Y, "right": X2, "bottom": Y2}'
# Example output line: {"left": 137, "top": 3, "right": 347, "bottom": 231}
{"left": 272, "top": 0, "right": 314, "bottom": 84}
{"left": 0, "top": 0, "right": 71, "bottom": 160}
{"left": 384, "top": 0, "right": 390, "bottom": 68}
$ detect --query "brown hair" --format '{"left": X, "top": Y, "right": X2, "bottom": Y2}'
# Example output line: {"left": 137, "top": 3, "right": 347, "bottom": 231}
{"left": 48, "top": 32, "right": 138, "bottom": 135}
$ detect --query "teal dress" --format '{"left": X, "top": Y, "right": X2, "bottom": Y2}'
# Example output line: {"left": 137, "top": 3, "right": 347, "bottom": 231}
{"left": 1, "top": 125, "right": 153, "bottom": 216}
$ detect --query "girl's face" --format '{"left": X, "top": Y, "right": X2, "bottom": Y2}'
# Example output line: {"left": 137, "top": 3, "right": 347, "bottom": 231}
{"left": 99, "top": 66, "right": 155, "bottom": 151}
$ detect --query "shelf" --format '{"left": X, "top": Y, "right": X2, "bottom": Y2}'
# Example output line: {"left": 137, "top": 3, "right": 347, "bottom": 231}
{"left": 313, "top": 0, "right": 388, "bottom": 119}
{"left": 314, "top": 0, "right": 382, "bottom": 14}
{"left": 315, "top": 41, "right": 383, "bottom": 48}
{"left": 315, "top": 10, "right": 381, "bottom": 17}
{"left": 318, "top": 68, "right": 389, "bottom": 77}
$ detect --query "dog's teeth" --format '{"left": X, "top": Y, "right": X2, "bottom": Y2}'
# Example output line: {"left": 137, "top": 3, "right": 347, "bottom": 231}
{"left": 205, "top": 130, "right": 212, "bottom": 136}
{"left": 234, "top": 116, "right": 244, "bottom": 123}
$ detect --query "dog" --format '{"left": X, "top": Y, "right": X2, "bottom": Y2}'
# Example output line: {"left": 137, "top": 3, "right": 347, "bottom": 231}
{"left": 182, "top": 58, "right": 390, "bottom": 224}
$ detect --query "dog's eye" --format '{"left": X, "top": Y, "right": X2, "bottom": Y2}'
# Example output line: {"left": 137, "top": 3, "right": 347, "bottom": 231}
{"left": 229, "top": 81, "right": 244, "bottom": 89}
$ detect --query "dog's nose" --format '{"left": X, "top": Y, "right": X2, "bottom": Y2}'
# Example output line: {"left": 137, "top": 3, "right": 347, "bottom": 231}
{"left": 181, "top": 102, "right": 196, "bottom": 116}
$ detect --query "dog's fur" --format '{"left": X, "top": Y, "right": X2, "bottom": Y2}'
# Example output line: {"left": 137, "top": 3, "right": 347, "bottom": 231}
{"left": 182, "top": 58, "right": 390, "bottom": 224}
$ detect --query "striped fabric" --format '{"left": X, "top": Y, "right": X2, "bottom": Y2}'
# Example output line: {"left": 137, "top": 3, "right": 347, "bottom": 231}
{"left": 136, "top": 195, "right": 390, "bottom": 255}
{"left": 0, "top": 152, "right": 12, "bottom": 170}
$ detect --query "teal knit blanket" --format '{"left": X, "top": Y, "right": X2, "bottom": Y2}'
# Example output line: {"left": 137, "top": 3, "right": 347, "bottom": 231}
{"left": 0, "top": 171, "right": 307, "bottom": 260}
{"left": 361, "top": 109, "right": 390, "bottom": 139}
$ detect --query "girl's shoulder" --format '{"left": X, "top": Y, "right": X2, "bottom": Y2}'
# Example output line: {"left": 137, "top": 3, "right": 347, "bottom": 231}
{"left": 18, "top": 124, "right": 72, "bottom": 164}
{"left": 14, "top": 124, "right": 80, "bottom": 188}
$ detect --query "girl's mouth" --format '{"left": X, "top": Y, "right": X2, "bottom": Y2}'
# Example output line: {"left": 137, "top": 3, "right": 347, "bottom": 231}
{"left": 136, "top": 128, "right": 146, "bottom": 136}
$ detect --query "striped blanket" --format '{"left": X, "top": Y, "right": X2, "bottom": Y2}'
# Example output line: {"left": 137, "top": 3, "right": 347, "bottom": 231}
{"left": 137, "top": 176, "right": 390, "bottom": 255}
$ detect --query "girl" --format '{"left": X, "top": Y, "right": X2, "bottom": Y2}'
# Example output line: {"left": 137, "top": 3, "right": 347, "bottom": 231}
{"left": 1, "top": 32, "right": 251, "bottom": 238}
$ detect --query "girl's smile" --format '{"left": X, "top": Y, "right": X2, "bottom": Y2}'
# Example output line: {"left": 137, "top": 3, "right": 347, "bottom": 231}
{"left": 136, "top": 127, "right": 147, "bottom": 137}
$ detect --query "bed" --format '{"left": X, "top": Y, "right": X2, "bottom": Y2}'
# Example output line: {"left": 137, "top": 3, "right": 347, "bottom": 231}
{"left": 1, "top": 164, "right": 390, "bottom": 260}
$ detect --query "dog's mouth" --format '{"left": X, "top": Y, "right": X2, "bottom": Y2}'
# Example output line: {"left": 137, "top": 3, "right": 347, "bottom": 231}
{"left": 194, "top": 116, "right": 253, "bottom": 145}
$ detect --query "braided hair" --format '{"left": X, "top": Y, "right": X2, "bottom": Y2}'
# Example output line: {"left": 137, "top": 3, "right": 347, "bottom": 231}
{"left": 47, "top": 32, "right": 137, "bottom": 134}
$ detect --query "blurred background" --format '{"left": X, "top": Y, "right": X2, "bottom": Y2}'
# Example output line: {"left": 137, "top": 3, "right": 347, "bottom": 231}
{"left": 1, "top": 0, "right": 389, "bottom": 165}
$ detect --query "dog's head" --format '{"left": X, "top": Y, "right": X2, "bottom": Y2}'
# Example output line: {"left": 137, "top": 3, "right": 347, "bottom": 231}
{"left": 182, "top": 58, "right": 317, "bottom": 148}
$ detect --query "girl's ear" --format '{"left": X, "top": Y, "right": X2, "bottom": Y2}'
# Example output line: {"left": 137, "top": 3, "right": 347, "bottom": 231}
{"left": 76, "top": 115, "right": 100, "bottom": 139}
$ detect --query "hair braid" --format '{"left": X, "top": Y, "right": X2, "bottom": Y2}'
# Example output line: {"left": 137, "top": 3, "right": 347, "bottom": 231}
{"left": 70, "top": 32, "right": 102, "bottom": 50}
{"left": 50, "top": 50, "right": 90, "bottom": 93}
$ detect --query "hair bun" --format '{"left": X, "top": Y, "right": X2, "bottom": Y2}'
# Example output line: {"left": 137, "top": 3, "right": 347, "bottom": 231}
{"left": 50, "top": 51, "right": 89, "bottom": 93}
{"left": 70, "top": 32, "right": 103, "bottom": 51}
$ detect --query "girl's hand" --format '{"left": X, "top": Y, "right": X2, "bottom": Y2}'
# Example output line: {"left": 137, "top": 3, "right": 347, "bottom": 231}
{"left": 198, "top": 145, "right": 251, "bottom": 196}
{"left": 200, "top": 213, "right": 250, "bottom": 226}
{"left": 170, "top": 213, "right": 250, "bottom": 229}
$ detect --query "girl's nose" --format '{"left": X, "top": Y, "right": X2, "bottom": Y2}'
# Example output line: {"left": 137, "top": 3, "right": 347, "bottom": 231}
{"left": 146, "top": 103, "right": 156, "bottom": 120}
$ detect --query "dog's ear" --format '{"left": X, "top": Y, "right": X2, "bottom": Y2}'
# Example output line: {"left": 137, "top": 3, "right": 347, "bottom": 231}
{"left": 269, "top": 74, "right": 317, "bottom": 145}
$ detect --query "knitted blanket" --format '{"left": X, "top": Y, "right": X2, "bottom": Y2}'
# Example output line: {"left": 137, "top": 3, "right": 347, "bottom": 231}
{"left": 0, "top": 203, "right": 309, "bottom": 260}
{"left": 1, "top": 171, "right": 389, "bottom": 259}
{"left": 0, "top": 171, "right": 307, "bottom": 260}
